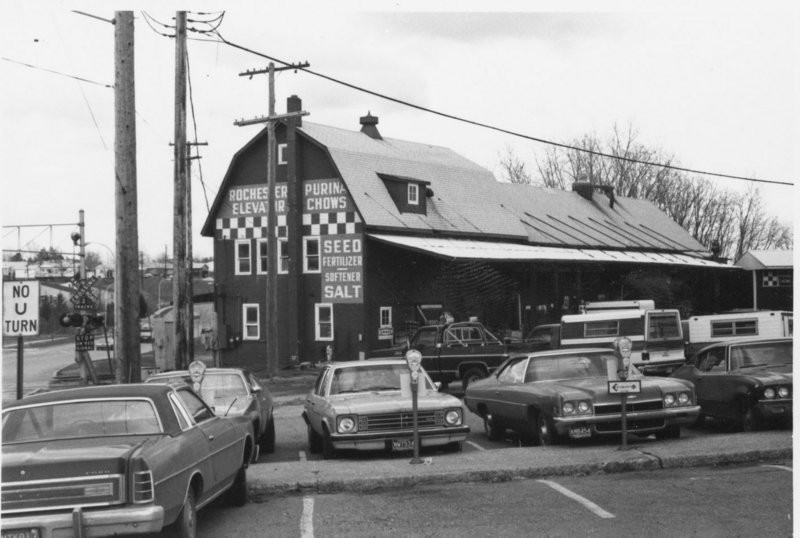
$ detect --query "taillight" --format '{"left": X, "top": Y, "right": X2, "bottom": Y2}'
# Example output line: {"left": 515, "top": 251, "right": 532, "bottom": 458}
{"left": 133, "top": 470, "right": 154, "bottom": 503}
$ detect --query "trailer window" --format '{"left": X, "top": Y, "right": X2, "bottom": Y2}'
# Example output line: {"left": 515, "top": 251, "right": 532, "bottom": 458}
{"left": 584, "top": 321, "right": 619, "bottom": 337}
{"left": 647, "top": 313, "right": 681, "bottom": 339}
{"left": 711, "top": 319, "right": 758, "bottom": 337}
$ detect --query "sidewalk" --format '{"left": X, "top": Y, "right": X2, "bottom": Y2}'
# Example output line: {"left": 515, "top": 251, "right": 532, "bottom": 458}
{"left": 247, "top": 430, "right": 792, "bottom": 500}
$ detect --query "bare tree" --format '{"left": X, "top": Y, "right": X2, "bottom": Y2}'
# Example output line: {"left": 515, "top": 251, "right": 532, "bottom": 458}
{"left": 502, "top": 125, "right": 792, "bottom": 259}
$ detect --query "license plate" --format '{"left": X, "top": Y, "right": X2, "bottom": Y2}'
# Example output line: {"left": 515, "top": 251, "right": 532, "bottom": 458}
{"left": 391, "top": 438, "right": 415, "bottom": 451}
{"left": 568, "top": 425, "right": 591, "bottom": 439}
{"left": 2, "top": 529, "right": 40, "bottom": 538}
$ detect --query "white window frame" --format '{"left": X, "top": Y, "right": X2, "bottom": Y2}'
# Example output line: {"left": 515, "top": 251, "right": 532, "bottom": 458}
{"left": 257, "top": 238, "right": 268, "bottom": 275}
{"left": 379, "top": 306, "right": 392, "bottom": 328}
{"left": 278, "top": 143, "right": 287, "bottom": 165}
{"left": 243, "top": 303, "right": 260, "bottom": 340}
{"left": 235, "top": 239, "right": 252, "bottom": 275}
{"left": 315, "top": 303, "right": 334, "bottom": 341}
{"left": 407, "top": 183, "right": 419, "bottom": 205}
{"left": 278, "top": 238, "right": 289, "bottom": 274}
{"left": 303, "top": 237, "right": 321, "bottom": 274}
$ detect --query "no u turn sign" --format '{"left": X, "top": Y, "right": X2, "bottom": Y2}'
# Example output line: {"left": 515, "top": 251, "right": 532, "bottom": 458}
{"left": 3, "top": 281, "right": 40, "bottom": 336}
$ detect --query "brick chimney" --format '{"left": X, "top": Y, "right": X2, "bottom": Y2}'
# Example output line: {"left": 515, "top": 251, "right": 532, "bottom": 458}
{"left": 287, "top": 95, "right": 302, "bottom": 126}
{"left": 359, "top": 112, "right": 382, "bottom": 140}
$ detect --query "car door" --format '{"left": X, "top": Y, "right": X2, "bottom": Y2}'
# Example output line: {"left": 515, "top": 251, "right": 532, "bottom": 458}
{"left": 175, "top": 387, "right": 241, "bottom": 497}
{"left": 248, "top": 372, "right": 270, "bottom": 435}
{"left": 690, "top": 346, "right": 730, "bottom": 418}
{"left": 495, "top": 357, "right": 530, "bottom": 430}
{"left": 305, "top": 367, "right": 332, "bottom": 434}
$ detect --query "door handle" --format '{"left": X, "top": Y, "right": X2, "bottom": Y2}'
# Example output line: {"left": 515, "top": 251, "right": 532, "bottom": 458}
{"left": 208, "top": 434, "right": 215, "bottom": 441}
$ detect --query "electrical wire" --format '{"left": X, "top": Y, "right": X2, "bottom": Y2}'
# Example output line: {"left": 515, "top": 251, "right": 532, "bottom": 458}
{"left": 1, "top": 57, "right": 112, "bottom": 88}
{"left": 185, "top": 43, "right": 212, "bottom": 211}
{"left": 206, "top": 30, "right": 793, "bottom": 187}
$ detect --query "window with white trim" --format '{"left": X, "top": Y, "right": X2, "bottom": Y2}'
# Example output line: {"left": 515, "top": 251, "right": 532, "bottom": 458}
{"left": 278, "top": 143, "right": 287, "bottom": 165}
{"left": 315, "top": 303, "right": 333, "bottom": 341}
{"left": 257, "top": 238, "right": 268, "bottom": 274}
{"left": 235, "top": 240, "right": 251, "bottom": 275}
{"left": 243, "top": 303, "right": 260, "bottom": 340}
{"left": 379, "top": 307, "right": 392, "bottom": 328}
{"left": 303, "top": 237, "right": 320, "bottom": 273}
{"left": 408, "top": 183, "right": 419, "bottom": 205}
{"left": 711, "top": 319, "right": 758, "bottom": 337}
{"left": 278, "top": 238, "right": 289, "bottom": 274}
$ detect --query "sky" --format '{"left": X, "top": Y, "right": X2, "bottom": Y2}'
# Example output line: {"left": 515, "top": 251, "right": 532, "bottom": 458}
{"left": 1, "top": 1, "right": 797, "bottom": 265}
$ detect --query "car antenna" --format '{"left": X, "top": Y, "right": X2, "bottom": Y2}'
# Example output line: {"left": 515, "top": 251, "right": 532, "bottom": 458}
{"left": 224, "top": 397, "right": 238, "bottom": 416}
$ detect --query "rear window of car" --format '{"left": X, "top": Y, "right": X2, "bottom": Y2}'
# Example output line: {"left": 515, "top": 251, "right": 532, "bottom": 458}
{"left": 2, "top": 399, "right": 162, "bottom": 443}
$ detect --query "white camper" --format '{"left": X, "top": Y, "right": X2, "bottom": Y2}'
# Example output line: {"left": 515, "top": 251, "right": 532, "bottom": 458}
{"left": 684, "top": 310, "right": 793, "bottom": 357}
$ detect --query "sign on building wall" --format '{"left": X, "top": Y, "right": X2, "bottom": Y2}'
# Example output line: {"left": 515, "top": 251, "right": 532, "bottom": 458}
{"left": 216, "top": 178, "right": 363, "bottom": 304}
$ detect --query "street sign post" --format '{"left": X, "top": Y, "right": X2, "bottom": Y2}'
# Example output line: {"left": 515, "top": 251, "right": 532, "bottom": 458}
{"left": 609, "top": 336, "right": 634, "bottom": 450}
{"left": 3, "top": 280, "right": 40, "bottom": 400}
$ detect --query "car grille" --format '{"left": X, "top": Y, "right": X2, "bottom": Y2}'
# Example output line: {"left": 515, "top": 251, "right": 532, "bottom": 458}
{"left": 358, "top": 411, "right": 445, "bottom": 432}
{"left": 595, "top": 418, "right": 666, "bottom": 433}
{"left": 1, "top": 475, "right": 124, "bottom": 514}
{"left": 594, "top": 399, "right": 663, "bottom": 415}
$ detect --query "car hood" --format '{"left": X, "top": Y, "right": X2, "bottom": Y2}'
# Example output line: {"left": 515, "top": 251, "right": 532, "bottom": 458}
{"left": 513, "top": 376, "right": 689, "bottom": 400}
{"left": 732, "top": 365, "right": 792, "bottom": 384}
{"left": 2, "top": 435, "right": 163, "bottom": 483}
{"left": 325, "top": 391, "right": 461, "bottom": 414}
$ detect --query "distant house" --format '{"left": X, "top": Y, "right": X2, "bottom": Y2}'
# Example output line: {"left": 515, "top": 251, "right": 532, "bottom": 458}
{"left": 735, "top": 250, "right": 794, "bottom": 311}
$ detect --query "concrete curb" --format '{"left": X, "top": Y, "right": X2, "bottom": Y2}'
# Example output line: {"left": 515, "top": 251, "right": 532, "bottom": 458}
{"left": 246, "top": 439, "right": 792, "bottom": 500}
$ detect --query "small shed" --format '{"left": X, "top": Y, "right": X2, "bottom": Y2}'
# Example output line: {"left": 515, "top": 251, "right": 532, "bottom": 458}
{"left": 735, "top": 250, "right": 794, "bottom": 311}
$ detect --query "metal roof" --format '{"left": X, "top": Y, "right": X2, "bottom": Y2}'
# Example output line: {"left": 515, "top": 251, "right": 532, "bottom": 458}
{"left": 735, "top": 250, "right": 794, "bottom": 270}
{"left": 368, "top": 234, "right": 731, "bottom": 268}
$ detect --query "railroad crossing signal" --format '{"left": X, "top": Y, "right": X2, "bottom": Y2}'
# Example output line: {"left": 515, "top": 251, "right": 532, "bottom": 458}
{"left": 70, "top": 275, "right": 99, "bottom": 310}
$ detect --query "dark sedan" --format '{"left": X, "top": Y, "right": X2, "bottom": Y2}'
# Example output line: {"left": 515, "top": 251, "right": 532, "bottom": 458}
{"left": 464, "top": 348, "right": 699, "bottom": 445}
{"left": 146, "top": 367, "right": 275, "bottom": 453}
{"left": 1, "top": 383, "right": 257, "bottom": 537}
{"left": 671, "top": 337, "right": 792, "bottom": 431}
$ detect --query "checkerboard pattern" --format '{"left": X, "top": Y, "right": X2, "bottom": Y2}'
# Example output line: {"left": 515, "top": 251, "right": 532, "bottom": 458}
{"left": 762, "top": 271, "right": 791, "bottom": 287}
{"left": 302, "top": 212, "right": 362, "bottom": 236}
{"left": 216, "top": 216, "right": 288, "bottom": 239}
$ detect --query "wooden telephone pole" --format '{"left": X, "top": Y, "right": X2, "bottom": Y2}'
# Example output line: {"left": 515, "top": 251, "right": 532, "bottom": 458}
{"left": 114, "top": 11, "right": 141, "bottom": 382}
{"left": 235, "top": 61, "right": 308, "bottom": 375}
{"left": 173, "top": 11, "right": 188, "bottom": 370}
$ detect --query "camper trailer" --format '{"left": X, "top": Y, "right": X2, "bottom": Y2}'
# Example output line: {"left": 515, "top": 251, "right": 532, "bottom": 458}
{"left": 684, "top": 310, "right": 793, "bottom": 357}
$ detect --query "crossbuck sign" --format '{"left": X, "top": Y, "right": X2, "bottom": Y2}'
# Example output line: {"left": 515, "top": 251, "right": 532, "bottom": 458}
{"left": 3, "top": 281, "right": 40, "bottom": 336}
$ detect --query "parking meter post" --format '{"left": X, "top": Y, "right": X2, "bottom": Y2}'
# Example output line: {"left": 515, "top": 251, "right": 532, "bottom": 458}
{"left": 613, "top": 336, "right": 633, "bottom": 451}
{"left": 16, "top": 335, "right": 23, "bottom": 400}
{"left": 620, "top": 393, "right": 628, "bottom": 449}
{"left": 405, "top": 349, "right": 423, "bottom": 464}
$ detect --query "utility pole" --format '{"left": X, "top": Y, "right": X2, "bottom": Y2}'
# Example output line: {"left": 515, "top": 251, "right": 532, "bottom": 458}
{"left": 172, "top": 11, "right": 188, "bottom": 371}
{"left": 235, "top": 61, "right": 309, "bottom": 376}
{"left": 185, "top": 141, "right": 206, "bottom": 362}
{"left": 114, "top": 11, "right": 141, "bottom": 382}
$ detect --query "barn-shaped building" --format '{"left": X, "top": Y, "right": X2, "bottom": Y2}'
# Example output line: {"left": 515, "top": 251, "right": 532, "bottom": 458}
{"left": 201, "top": 96, "right": 732, "bottom": 372}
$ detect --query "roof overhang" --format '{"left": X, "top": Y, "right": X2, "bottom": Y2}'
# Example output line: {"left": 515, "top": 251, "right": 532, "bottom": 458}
{"left": 368, "top": 234, "right": 734, "bottom": 269}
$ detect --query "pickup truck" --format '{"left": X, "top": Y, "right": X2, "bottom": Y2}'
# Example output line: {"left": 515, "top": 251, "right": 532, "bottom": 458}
{"left": 369, "top": 321, "right": 543, "bottom": 389}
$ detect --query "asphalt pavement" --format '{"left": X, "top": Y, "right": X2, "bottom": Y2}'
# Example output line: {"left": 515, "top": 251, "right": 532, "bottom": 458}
{"left": 251, "top": 373, "right": 793, "bottom": 501}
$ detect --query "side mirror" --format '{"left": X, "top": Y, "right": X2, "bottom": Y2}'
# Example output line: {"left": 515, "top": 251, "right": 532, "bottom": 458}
{"left": 251, "top": 385, "right": 262, "bottom": 393}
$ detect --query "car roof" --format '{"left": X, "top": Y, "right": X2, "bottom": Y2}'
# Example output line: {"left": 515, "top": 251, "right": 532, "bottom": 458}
{"left": 147, "top": 367, "right": 248, "bottom": 379}
{"left": 4, "top": 383, "right": 173, "bottom": 409}
{"left": 691, "top": 337, "right": 793, "bottom": 356}
{"left": 331, "top": 359, "right": 410, "bottom": 368}
{"left": 512, "top": 347, "right": 615, "bottom": 359}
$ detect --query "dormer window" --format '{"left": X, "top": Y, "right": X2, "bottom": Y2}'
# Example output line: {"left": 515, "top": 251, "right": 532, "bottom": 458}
{"left": 408, "top": 183, "right": 419, "bottom": 205}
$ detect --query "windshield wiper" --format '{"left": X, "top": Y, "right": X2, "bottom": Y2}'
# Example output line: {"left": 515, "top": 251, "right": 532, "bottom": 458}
{"left": 739, "top": 363, "right": 768, "bottom": 369}
{"left": 223, "top": 397, "right": 239, "bottom": 416}
{"left": 362, "top": 385, "right": 399, "bottom": 391}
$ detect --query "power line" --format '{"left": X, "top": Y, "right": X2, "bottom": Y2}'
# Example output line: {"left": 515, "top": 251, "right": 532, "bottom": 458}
{"left": 205, "top": 30, "right": 792, "bottom": 188}
{"left": 185, "top": 41, "right": 211, "bottom": 211}
{"left": 1, "top": 57, "right": 112, "bottom": 88}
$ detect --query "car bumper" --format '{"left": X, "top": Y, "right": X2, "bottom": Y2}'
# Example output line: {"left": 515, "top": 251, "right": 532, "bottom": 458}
{"left": 552, "top": 405, "right": 700, "bottom": 436}
{"left": 1, "top": 504, "right": 164, "bottom": 538}
{"left": 755, "top": 399, "right": 792, "bottom": 421}
{"left": 330, "top": 426, "right": 470, "bottom": 451}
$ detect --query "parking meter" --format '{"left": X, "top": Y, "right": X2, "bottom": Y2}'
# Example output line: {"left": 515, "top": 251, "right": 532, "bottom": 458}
{"left": 613, "top": 337, "right": 633, "bottom": 381}
{"left": 188, "top": 360, "right": 207, "bottom": 394}
{"left": 405, "top": 349, "right": 423, "bottom": 464}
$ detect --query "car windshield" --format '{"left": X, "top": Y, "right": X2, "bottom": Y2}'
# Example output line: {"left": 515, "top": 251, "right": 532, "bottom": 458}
{"left": 730, "top": 341, "right": 793, "bottom": 370}
{"left": 525, "top": 352, "right": 622, "bottom": 382}
{"left": 2, "top": 399, "right": 162, "bottom": 443}
{"left": 329, "top": 364, "right": 434, "bottom": 395}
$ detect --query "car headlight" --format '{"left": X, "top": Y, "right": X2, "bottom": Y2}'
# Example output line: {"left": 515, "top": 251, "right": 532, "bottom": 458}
{"left": 562, "top": 400, "right": 591, "bottom": 415}
{"left": 664, "top": 394, "right": 676, "bottom": 407}
{"left": 778, "top": 386, "right": 790, "bottom": 398}
{"left": 577, "top": 401, "right": 591, "bottom": 413}
{"left": 563, "top": 402, "right": 575, "bottom": 415}
{"left": 336, "top": 415, "right": 358, "bottom": 433}
{"left": 678, "top": 392, "right": 691, "bottom": 406}
{"left": 445, "top": 409, "right": 462, "bottom": 426}
{"left": 764, "top": 387, "right": 776, "bottom": 399}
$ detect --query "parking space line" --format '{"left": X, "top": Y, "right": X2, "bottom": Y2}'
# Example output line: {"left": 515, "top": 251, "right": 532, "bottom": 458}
{"left": 465, "top": 440, "right": 485, "bottom": 451}
{"left": 761, "top": 464, "right": 792, "bottom": 472}
{"left": 300, "top": 496, "right": 314, "bottom": 538}
{"left": 536, "top": 479, "right": 615, "bottom": 519}
{"left": 298, "top": 450, "right": 307, "bottom": 462}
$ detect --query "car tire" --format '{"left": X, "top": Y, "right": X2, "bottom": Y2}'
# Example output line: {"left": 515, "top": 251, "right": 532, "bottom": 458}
{"left": 226, "top": 465, "right": 248, "bottom": 507}
{"left": 535, "top": 412, "right": 558, "bottom": 446}
{"left": 483, "top": 415, "right": 505, "bottom": 441}
{"left": 322, "top": 427, "right": 336, "bottom": 460}
{"left": 655, "top": 424, "right": 681, "bottom": 440}
{"left": 307, "top": 424, "right": 322, "bottom": 454}
{"left": 461, "top": 367, "right": 486, "bottom": 390}
{"left": 741, "top": 405, "right": 761, "bottom": 432}
{"left": 260, "top": 416, "right": 276, "bottom": 454}
{"left": 169, "top": 487, "right": 197, "bottom": 538}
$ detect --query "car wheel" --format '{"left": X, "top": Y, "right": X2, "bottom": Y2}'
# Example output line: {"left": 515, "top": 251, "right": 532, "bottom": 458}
{"left": 461, "top": 368, "right": 486, "bottom": 390}
{"left": 307, "top": 424, "right": 322, "bottom": 454}
{"left": 322, "top": 427, "right": 336, "bottom": 460}
{"left": 226, "top": 465, "right": 248, "bottom": 507}
{"left": 655, "top": 424, "right": 681, "bottom": 440}
{"left": 260, "top": 416, "right": 276, "bottom": 454}
{"left": 169, "top": 487, "right": 197, "bottom": 538}
{"left": 536, "top": 412, "right": 558, "bottom": 446}
{"left": 483, "top": 415, "right": 505, "bottom": 441}
{"left": 741, "top": 405, "right": 761, "bottom": 432}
